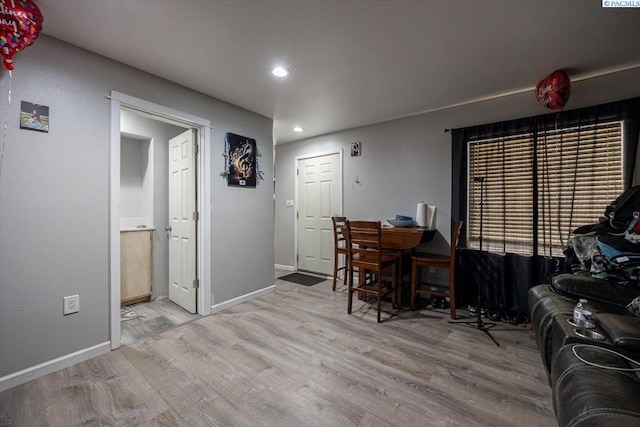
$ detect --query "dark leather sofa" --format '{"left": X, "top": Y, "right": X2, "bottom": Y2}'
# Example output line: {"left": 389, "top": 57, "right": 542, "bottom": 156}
{"left": 528, "top": 274, "right": 640, "bottom": 426}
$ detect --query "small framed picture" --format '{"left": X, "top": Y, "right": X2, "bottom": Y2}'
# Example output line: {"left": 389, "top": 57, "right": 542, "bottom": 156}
{"left": 351, "top": 141, "right": 361, "bottom": 157}
{"left": 20, "top": 101, "right": 49, "bottom": 133}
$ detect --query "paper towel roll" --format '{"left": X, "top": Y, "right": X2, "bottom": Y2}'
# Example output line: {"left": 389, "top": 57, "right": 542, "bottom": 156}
{"left": 426, "top": 206, "right": 437, "bottom": 230}
{"left": 416, "top": 202, "right": 428, "bottom": 227}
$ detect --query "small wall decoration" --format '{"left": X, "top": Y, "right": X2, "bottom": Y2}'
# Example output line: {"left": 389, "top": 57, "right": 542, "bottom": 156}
{"left": 351, "top": 141, "right": 361, "bottom": 157}
{"left": 222, "top": 132, "right": 264, "bottom": 187}
{"left": 20, "top": 101, "right": 48, "bottom": 132}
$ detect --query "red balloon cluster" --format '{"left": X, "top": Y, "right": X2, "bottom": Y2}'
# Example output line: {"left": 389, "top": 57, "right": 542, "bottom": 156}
{"left": 535, "top": 70, "right": 571, "bottom": 111}
{"left": 0, "top": 0, "right": 43, "bottom": 71}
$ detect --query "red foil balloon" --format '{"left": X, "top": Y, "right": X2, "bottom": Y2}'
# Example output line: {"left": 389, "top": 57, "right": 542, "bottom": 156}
{"left": 0, "top": 0, "right": 43, "bottom": 71}
{"left": 536, "top": 70, "right": 571, "bottom": 111}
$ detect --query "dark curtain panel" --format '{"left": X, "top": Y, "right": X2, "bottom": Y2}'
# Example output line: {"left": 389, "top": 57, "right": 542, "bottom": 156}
{"left": 455, "top": 250, "right": 569, "bottom": 316}
{"left": 456, "top": 249, "right": 506, "bottom": 309}
{"left": 451, "top": 128, "right": 468, "bottom": 234}
{"left": 451, "top": 97, "right": 640, "bottom": 320}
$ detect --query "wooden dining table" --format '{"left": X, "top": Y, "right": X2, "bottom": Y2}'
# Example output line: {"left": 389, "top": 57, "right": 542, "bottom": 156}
{"left": 343, "top": 225, "right": 436, "bottom": 306}
{"left": 380, "top": 226, "right": 436, "bottom": 251}
{"left": 340, "top": 225, "right": 436, "bottom": 252}
{"left": 381, "top": 227, "right": 436, "bottom": 301}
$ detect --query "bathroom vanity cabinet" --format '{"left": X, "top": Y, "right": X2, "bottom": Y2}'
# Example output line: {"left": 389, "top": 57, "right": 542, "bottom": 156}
{"left": 120, "top": 230, "right": 153, "bottom": 305}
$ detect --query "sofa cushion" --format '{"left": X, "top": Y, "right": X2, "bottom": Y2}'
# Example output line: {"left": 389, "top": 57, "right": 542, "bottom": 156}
{"left": 552, "top": 274, "right": 639, "bottom": 310}
{"left": 552, "top": 343, "right": 640, "bottom": 427}
{"left": 628, "top": 296, "right": 640, "bottom": 317}
{"left": 595, "top": 313, "right": 640, "bottom": 354}
{"left": 528, "top": 285, "right": 575, "bottom": 376}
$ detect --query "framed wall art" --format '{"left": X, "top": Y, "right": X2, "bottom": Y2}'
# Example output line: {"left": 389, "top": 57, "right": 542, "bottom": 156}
{"left": 224, "top": 132, "right": 258, "bottom": 187}
{"left": 351, "top": 141, "right": 361, "bottom": 157}
{"left": 20, "top": 101, "right": 49, "bottom": 133}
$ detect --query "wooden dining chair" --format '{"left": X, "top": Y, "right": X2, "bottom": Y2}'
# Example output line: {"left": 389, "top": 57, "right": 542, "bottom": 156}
{"left": 410, "top": 221, "right": 463, "bottom": 320}
{"left": 346, "top": 220, "right": 402, "bottom": 323}
{"left": 332, "top": 216, "right": 349, "bottom": 291}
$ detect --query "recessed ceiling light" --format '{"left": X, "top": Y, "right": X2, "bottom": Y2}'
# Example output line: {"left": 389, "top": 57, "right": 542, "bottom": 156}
{"left": 272, "top": 66, "right": 289, "bottom": 77}
{"left": 293, "top": 126, "right": 303, "bottom": 132}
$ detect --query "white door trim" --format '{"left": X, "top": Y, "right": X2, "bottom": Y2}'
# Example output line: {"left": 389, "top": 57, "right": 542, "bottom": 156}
{"left": 293, "top": 149, "right": 343, "bottom": 272}
{"left": 109, "top": 91, "right": 212, "bottom": 350}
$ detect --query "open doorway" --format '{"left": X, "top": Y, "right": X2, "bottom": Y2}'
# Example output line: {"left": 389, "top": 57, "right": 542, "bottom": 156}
{"left": 109, "top": 91, "right": 212, "bottom": 350}
{"left": 119, "top": 112, "right": 199, "bottom": 345}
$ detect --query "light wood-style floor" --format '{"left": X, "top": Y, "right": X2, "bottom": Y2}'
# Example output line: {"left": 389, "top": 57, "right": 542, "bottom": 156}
{"left": 0, "top": 271, "right": 555, "bottom": 426}
{"left": 121, "top": 298, "right": 201, "bottom": 346}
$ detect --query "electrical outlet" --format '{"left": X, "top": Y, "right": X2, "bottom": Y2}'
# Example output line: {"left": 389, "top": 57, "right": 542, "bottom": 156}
{"left": 63, "top": 295, "right": 79, "bottom": 315}
{"left": 286, "top": 200, "right": 294, "bottom": 207}
{"left": 429, "top": 266, "right": 436, "bottom": 273}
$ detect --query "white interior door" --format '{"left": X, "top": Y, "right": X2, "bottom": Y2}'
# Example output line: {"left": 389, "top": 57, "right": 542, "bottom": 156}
{"left": 168, "top": 129, "right": 197, "bottom": 313}
{"left": 297, "top": 153, "right": 341, "bottom": 275}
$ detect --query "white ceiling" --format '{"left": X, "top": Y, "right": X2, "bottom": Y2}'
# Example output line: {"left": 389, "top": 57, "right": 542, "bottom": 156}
{"left": 35, "top": 0, "right": 640, "bottom": 144}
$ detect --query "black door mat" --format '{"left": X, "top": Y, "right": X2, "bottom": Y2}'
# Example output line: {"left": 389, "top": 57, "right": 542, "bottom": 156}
{"left": 278, "top": 273, "right": 326, "bottom": 286}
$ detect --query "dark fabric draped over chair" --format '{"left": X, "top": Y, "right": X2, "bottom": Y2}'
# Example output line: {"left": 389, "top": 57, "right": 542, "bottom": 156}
{"left": 451, "top": 97, "right": 640, "bottom": 319}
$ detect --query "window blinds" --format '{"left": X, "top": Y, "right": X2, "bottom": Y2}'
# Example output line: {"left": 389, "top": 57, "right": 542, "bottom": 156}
{"left": 467, "top": 121, "right": 623, "bottom": 256}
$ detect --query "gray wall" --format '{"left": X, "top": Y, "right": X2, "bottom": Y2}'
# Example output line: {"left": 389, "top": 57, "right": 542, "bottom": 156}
{"left": 0, "top": 35, "right": 274, "bottom": 378}
{"left": 275, "top": 67, "right": 640, "bottom": 269}
{"left": 120, "top": 135, "right": 151, "bottom": 220}
{"left": 120, "top": 110, "right": 187, "bottom": 299}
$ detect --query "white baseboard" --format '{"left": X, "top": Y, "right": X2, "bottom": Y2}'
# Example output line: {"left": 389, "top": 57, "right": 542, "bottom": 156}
{"left": 210, "top": 285, "right": 276, "bottom": 314}
{"left": 274, "top": 264, "right": 294, "bottom": 272}
{"left": 0, "top": 341, "right": 111, "bottom": 392}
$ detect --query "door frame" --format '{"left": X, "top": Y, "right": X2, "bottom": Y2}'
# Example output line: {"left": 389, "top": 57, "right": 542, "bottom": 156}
{"left": 109, "top": 91, "right": 212, "bottom": 350}
{"left": 294, "top": 149, "right": 343, "bottom": 272}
